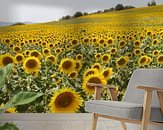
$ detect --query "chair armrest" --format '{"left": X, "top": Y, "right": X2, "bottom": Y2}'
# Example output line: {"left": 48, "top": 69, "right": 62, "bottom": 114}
{"left": 87, "top": 83, "right": 117, "bottom": 100}
{"left": 137, "top": 86, "right": 163, "bottom": 92}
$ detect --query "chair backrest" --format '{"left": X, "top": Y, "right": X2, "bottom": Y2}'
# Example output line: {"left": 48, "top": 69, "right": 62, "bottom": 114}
{"left": 123, "top": 68, "right": 163, "bottom": 107}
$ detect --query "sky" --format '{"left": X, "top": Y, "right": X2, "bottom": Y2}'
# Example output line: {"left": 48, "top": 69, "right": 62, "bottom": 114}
{"left": 0, "top": 0, "right": 163, "bottom": 23}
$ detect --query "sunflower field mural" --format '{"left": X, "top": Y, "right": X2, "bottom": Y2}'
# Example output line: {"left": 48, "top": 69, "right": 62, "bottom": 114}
{"left": 0, "top": 3, "right": 163, "bottom": 113}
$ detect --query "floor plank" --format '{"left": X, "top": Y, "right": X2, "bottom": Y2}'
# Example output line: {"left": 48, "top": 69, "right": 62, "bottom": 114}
{"left": 0, "top": 113, "right": 140, "bottom": 130}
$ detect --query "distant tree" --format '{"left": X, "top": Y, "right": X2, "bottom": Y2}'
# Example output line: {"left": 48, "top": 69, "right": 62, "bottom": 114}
{"left": 64, "top": 15, "right": 71, "bottom": 20}
{"left": 103, "top": 9, "right": 110, "bottom": 13}
{"left": 147, "top": 0, "right": 156, "bottom": 6}
{"left": 124, "top": 6, "right": 135, "bottom": 9}
{"left": 110, "top": 7, "right": 115, "bottom": 11}
{"left": 96, "top": 10, "right": 102, "bottom": 14}
{"left": 74, "top": 11, "right": 83, "bottom": 18}
{"left": 115, "top": 4, "right": 125, "bottom": 11}
{"left": 11, "top": 22, "right": 25, "bottom": 26}
{"left": 83, "top": 12, "right": 88, "bottom": 16}
{"left": 151, "top": 0, "right": 156, "bottom": 6}
{"left": 147, "top": 2, "right": 151, "bottom": 6}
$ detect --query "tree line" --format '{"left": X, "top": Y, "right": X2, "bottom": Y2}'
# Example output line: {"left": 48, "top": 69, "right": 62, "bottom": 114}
{"left": 59, "top": 0, "right": 157, "bottom": 21}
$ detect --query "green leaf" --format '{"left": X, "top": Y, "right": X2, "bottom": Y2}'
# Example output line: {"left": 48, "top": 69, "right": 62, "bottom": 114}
{"left": 0, "top": 123, "right": 19, "bottom": 130}
{"left": 0, "top": 64, "right": 14, "bottom": 88}
{"left": 0, "top": 92, "right": 43, "bottom": 113}
{"left": 10, "top": 92, "right": 43, "bottom": 106}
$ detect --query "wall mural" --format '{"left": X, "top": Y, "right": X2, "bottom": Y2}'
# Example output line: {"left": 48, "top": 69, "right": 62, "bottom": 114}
{"left": 0, "top": 0, "right": 163, "bottom": 113}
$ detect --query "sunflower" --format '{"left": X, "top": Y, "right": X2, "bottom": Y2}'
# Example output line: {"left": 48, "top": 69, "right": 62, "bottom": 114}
{"left": 49, "top": 88, "right": 83, "bottom": 113}
{"left": 126, "top": 52, "right": 133, "bottom": 58}
{"left": 24, "top": 50, "right": 31, "bottom": 56}
{"left": 59, "top": 58, "right": 76, "bottom": 74}
{"left": 83, "top": 68, "right": 99, "bottom": 79}
{"left": 69, "top": 71, "right": 78, "bottom": 79}
{"left": 107, "top": 38, "right": 114, "bottom": 46}
{"left": 30, "top": 50, "right": 42, "bottom": 59}
{"left": 91, "top": 63, "right": 102, "bottom": 71}
{"left": 71, "top": 39, "right": 78, "bottom": 46}
{"left": 13, "top": 46, "right": 22, "bottom": 53}
{"left": 82, "top": 74, "right": 106, "bottom": 94}
{"left": 75, "top": 61, "right": 82, "bottom": 71}
{"left": 110, "top": 48, "right": 117, "bottom": 55}
{"left": 15, "top": 53, "right": 24, "bottom": 64}
{"left": 134, "top": 40, "right": 141, "bottom": 48}
{"left": 76, "top": 54, "right": 83, "bottom": 61}
{"left": 43, "top": 48, "right": 51, "bottom": 56}
{"left": 116, "top": 56, "right": 129, "bottom": 68}
{"left": 95, "top": 53, "right": 101, "bottom": 60}
{"left": 101, "top": 68, "right": 113, "bottom": 79}
{"left": 83, "top": 38, "right": 89, "bottom": 44}
{"left": 48, "top": 43, "right": 54, "bottom": 48}
{"left": 55, "top": 48, "right": 62, "bottom": 55}
{"left": 152, "top": 50, "right": 160, "bottom": 57}
{"left": 152, "top": 39, "right": 159, "bottom": 46}
{"left": 23, "top": 56, "right": 41, "bottom": 75}
{"left": 0, "top": 53, "right": 14, "bottom": 67}
{"left": 0, "top": 103, "right": 17, "bottom": 113}
{"left": 157, "top": 55, "right": 163, "bottom": 64}
{"left": 134, "top": 49, "right": 141, "bottom": 56}
{"left": 9, "top": 43, "right": 14, "bottom": 48}
{"left": 46, "top": 55, "right": 56, "bottom": 65}
{"left": 102, "top": 54, "right": 110, "bottom": 63}
{"left": 99, "top": 39, "right": 105, "bottom": 45}
{"left": 118, "top": 40, "right": 126, "bottom": 48}
{"left": 138, "top": 55, "right": 149, "bottom": 66}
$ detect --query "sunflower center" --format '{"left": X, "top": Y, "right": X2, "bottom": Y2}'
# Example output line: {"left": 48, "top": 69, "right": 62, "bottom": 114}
{"left": 158, "top": 56, "right": 163, "bottom": 62}
{"left": 75, "top": 62, "right": 80, "bottom": 69}
{"left": 87, "top": 77, "right": 101, "bottom": 89}
{"left": 103, "top": 71, "right": 109, "bottom": 77}
{"left": 44, "top": 49, "right": 49, "bottom": 54}
{"left": 96, "top": 54, "right": 101, "bottom": 59}
{"left": 72, "top": 40, "right": 78, "bottom": 45}
{"left": 103, "top": 56, "right": 109, "bottom": 61}
{"left": 77, "top": 55, "right": 82, "bottom": 60}
{"left": 108, "top": 39, "right": 113, "bottom": 44}
{"left": 14, "top": 47, "right": 20, "bottom": 52}
{"left": 26, "top": 59, "right": 38, "bottom": 69}
{"left": 86, "top": 71, "right": 94, "bottom": 77}
{"left": 70, "top": 72, "right": 76, "bottom": 78}
{"left": 140, "top": 57, "right": 147, "bottom": 64}
{"left": 56, "top": 92, "right": 73, "bottom": 107}
{"left": 154, "top": 51, "right": 158, "bottom": 55}
{"left": 2, "top": 56, "right": 13, "bottom": 66}
{"left": 120, "top": 41, "right": 125, "bottom": 46}
{"left": 135, "top": 41, "right": 140, "bottom": 46}
{"left": 48, "top": 56, "right": 55, "bottom": 62}
{"left": 16, "top": 56, "right": 23, "bottom": 61}
{"left": 111, "top": 49, "right": 116, "bottom": 53}
{"left": 62, "top": 61, "right": 72, "bottom": 69}
{"left": 99, "top": 39, "right": 104, "bottom": 44}
{"left": 31, "top": 52, "right": 39, "bottom": 57}
{"left": 56, "top": 49, "right": 61, "bottom": 53}
{"left": 94, "top": 65, "right": 100, "bottom": 70}
{"left": 118, "top": 58, "right": 125, "bottom": 65}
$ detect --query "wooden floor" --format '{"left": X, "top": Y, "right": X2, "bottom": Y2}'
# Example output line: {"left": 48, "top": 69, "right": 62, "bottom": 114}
{"left": 0, "top": 113, "right": 141, "bottom": 130}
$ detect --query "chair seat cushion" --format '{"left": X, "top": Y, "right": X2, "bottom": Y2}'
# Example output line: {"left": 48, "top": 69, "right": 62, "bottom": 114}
{"left": 85, "top": 100, "right": 163, "bottom": 122}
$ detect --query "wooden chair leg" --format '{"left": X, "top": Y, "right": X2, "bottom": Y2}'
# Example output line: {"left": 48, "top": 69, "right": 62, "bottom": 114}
{"left": 141, "top": 90, "right": 152, "bottom": 130}
{"left": 92, "top": 113, "right": 98, "bottom": 130}
{"left": 121, "top": 121, "right": 127, "bottom": 130}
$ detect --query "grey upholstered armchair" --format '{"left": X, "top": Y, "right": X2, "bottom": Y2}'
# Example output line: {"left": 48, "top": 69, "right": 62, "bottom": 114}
{"left": 85, "top": 68, "right": 163, "bottom": 130}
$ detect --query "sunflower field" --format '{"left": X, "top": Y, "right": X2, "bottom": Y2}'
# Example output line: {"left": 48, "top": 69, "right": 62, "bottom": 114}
{"left": 0, "top": 5, "right": 163, "bottom": 113}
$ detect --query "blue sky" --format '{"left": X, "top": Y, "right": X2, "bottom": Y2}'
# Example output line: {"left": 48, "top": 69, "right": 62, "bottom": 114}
{"left": 0, "top": 0, "right": 162, "bottom": 23}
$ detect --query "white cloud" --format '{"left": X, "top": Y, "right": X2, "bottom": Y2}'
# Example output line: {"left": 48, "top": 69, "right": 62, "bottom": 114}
{"left": 12, "top": 3, "right": 68, "bottom": 22}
